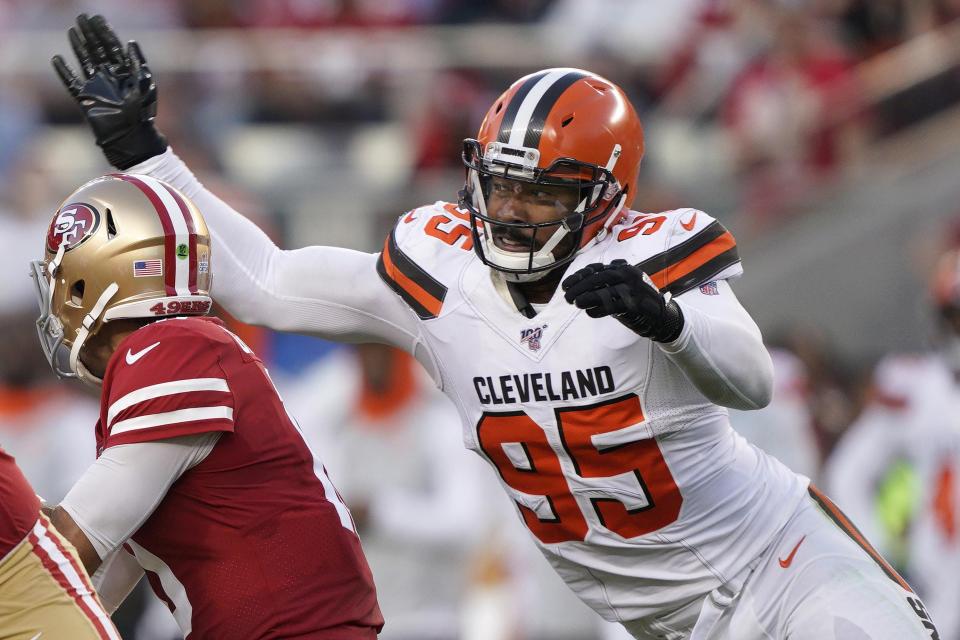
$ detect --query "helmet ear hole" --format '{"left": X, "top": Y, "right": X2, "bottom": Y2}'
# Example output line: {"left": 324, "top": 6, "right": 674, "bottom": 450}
{"left": 106, "top": 208, "right": 117, "bottom": 240}
{"left": 70, "top": 280, "right": 85, "bottom": 305}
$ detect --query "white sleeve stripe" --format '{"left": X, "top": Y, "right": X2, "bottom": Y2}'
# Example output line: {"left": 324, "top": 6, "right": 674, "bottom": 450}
{"left": 110, "top": 406, "right": 234, "bottom": 436}
{"left": 107, "top": 378, "right": 230, "bottom": 427}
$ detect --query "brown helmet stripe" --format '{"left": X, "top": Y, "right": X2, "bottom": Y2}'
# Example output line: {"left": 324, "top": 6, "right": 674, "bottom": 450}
{"left": 497, "top": 70, "right": 550, "bottom": 144}
{"left": 521, "top": 70, "right": 589, "bottom": 148}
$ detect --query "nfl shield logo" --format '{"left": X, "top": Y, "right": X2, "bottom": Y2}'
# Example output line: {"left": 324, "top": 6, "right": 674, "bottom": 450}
{"left": 699, "top": 281, "right": 720, "bottom": 296}
{"left": 520, "top": 325, "right": 548, "bottom": 352}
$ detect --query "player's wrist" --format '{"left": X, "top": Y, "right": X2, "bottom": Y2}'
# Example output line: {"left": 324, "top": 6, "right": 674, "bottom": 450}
{"left": 100, "top": 125, "right": 168, "bottom": 170}
{"left": 617, "top": 298, "right": 684, "bottom": 343}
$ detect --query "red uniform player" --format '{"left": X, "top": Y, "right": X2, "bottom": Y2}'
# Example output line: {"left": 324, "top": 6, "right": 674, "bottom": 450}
{"left": 31, "top": 173, "right": 383, "bottom": 638}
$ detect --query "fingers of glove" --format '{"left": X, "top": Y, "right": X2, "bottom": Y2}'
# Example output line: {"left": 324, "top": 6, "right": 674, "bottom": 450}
{"left": 68, "top": 27, "right": 95, "bottom": 78}
{"left": 561, "top": 263, "right": 606, "bottom": 298}
{"left": 51, "top": 55, "right": 83, "bottom": 96}
{"left": 77, "top": 14, "right": 109, "bottom": 66}
{"left": 127, "top": 40, "right": 147, "bottom": 65}
{"left": 90, "top": 15, "right": 125, "bottom": 66}
{"left": 562, "top": 263, "right": 619, "bottom": 302}
{"left": 573, "top": 286, "right": 626, "bottom": 317}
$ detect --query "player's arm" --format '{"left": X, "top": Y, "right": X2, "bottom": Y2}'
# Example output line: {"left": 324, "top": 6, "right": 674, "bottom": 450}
{"left": 563, "top": 262, "right": 772, "bottom": 410}
{"left": 659, "top": 280, "right": 773, "bottom": 410}
{"left": 89, "top": 548, "right": 145, "bottom": 614}
{"left": 132, "top": 149, "right": 422, "bottom": 350}
{"left": 51, "top": 14, "right": 422, "bottom": 353}
{"left": 50, "top": 433, "right": 219, "bottom": 576}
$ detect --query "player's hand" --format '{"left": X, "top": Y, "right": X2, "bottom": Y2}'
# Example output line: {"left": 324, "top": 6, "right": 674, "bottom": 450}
{"left": 562, "top": 259, "right": 684, "bottom": 343}
{"left": 52, "top": 13, "right": 167, "bottom": 169}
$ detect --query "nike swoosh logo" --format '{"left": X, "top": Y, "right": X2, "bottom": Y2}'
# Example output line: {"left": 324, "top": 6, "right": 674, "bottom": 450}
{"left": 680, "top": 211, "right": 698, "bottom": 232}
{"left": 29, "top": 633, "right": 43, "bottom": 640}
{"left": 125, "top": 341, "right": 160, "bottom": 365}
{"left": 778, "top": 535, "right": 806, "bottom": 568}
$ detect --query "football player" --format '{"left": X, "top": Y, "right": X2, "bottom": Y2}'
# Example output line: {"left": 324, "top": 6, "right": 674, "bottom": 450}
{"left": 53, "top": 14, "right": 938, "bottom": 639}
{"left": 827, "top": 248, "right": 960, "bottom": 639}
{"left": 0, "top": 446, "right": 120, "bottom": 639}
{"left": 29, "top": 174, "right": 383, "bottom": 638}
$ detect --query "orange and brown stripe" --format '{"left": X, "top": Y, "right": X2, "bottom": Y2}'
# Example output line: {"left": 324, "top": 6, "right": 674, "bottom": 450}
{"left": 376, "top": 229, "right": 447, "bottom": 320}
{"left": 637, "top": 220, "right": 740, "bottom": 296}
{"left": 808, "top": 484, "right": 913, "bottom": 592}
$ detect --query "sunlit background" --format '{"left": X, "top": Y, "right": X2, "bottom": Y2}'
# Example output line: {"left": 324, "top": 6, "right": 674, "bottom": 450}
{"left": 2, "top": 1, "right": 960, "bottom": 638}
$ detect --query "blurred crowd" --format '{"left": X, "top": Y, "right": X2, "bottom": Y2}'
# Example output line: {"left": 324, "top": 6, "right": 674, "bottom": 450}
{"left": 3, "top": 0, "right": 960, "bottom": 638}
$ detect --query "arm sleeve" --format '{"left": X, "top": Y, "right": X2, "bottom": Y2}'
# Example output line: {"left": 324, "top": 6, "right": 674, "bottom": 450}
{"left": 59, "top": 432, "right": 220, "bottom": 560}
{"left": 128, "top": 148, "right": 422, "bottom": 352}
{"left": 90, "top": 547, "right": 144, "bottom": 614}
{"left": 657, "top": 279, "right": 774, "bottom": 410}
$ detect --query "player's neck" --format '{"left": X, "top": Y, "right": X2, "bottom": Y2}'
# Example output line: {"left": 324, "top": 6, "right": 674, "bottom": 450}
{"left": 79, "top": 319, "right": 149, "bottom": 379}
{"left": 514, "top": 267, "right": 565, "bottom": 305}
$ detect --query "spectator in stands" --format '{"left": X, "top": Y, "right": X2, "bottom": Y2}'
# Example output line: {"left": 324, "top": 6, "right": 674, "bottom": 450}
{"left": 721, "top": 6, "right": 866, "bottom": 225}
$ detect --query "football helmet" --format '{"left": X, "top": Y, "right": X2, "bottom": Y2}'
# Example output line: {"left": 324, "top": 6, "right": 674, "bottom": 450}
{"left": 460, "top": 68, "right": 644, "bottom": 282}
{"left": 30, "top": 173, "right": 213, "bottom": 384}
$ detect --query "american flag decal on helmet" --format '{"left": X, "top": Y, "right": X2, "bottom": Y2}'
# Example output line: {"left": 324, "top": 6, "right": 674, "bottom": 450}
{"left": 133, "top": 259, "right": 163, "bottom": 277}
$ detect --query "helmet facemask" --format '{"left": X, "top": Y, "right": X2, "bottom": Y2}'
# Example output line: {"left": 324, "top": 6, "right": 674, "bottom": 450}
{"left": 460, "top": 139, "right": 624, "bottom": 283}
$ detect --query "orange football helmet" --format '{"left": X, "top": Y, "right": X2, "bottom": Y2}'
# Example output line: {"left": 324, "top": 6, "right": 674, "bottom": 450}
{"left": 461, "top": 68, "right": 644, "bottom": 281}
{"left": 30, "top": 173, "right": 213, "bottom": 384}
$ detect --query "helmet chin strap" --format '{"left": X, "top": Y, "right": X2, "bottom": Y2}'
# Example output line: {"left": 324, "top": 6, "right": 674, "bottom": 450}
{"left": 69, "top": 282, "right": 120, "bottom": 386}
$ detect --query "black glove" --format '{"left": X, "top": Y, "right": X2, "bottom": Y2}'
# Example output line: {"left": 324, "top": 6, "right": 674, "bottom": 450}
{"left": 562, "top": 259, "right": 684, "bottom": 342}
{"left": 52, "top": 14, "right": 167, "bottom": 169}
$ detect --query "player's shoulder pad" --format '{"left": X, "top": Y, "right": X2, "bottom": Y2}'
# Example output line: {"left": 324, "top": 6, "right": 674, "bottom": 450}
{"left": 108, "top": 317, "right": 238, "bottom": 381}
{"left": 604, "top": 208, "right": 742, "bottom": 297}
{"left": 376, "top": 201, "right": 474, "bottom": 320}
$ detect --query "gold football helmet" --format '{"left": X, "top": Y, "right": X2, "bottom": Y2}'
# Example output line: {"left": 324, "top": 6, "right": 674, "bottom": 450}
{"left": 30, "top": 173, "right": 213, "bottom": 384}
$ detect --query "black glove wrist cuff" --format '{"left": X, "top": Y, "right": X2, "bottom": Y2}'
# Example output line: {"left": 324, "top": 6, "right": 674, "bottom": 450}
{"left": 652, "top": 300, "right": 684, "bottom": 343}
{"left": 617, "top": 299, "right": 684, "bottom": 343}
{"left": 100, "top": 125, "right": 168, "bottom": 170}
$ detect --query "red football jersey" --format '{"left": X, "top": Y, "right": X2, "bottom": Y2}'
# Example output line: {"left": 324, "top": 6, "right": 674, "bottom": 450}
{"left": 97, "top": 317, "right": 382, "bottom": 639}
{"left": 0, "top": 447, "right": 41, "bottom": 558}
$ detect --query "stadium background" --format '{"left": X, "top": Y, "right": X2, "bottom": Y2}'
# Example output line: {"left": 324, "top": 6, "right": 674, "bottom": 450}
{"left": 1, "top": 0, "right": 959, "bottom": 638}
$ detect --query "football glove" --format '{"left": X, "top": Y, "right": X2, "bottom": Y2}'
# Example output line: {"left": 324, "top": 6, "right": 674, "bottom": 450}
{"left": 52, "top": 13, "right": 167, "bottom": 169}
{"left": 562, "top": 259, "right": 684, "bottom": 343}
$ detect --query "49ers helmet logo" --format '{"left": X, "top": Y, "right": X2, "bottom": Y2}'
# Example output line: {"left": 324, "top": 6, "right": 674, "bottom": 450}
{"left": 46, "top": 203, "right": 101, "bottom": 253}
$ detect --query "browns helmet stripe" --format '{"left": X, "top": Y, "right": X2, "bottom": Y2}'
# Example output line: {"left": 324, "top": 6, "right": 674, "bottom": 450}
{"left": 376, "top": 229, "right": 447, "bottom": 319}
{"left": 500, "top": 70, "right": 591, "bottom": 150}
{"left": 521, "top": 70, "right": 589, "bottom": 148}
{"left": 496, "top": 70, "right": 550, "bottom": 144}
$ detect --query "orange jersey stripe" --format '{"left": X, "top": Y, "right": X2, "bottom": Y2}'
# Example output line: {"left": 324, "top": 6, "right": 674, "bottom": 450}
{"left": 380, "top": 237, "right": 443, "bottom": 318}
{"left": 650, "top": 231, "right": 736, "bottom": 291}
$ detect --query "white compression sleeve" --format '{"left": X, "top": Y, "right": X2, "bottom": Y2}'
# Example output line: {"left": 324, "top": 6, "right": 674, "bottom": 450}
{"left": 91, "top": 547, "right": 145, "bottom": 614}
{"left": 128, "top": 149, "right": 422, "bottom": 352}
{"left": 60, "top": 432, "right": 220, "bottom": 560}
{"left": 658, "top": 280, "right": 774, "bottom": 410}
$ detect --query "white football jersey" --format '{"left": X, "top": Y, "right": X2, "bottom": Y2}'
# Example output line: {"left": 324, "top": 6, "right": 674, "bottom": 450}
{"left": 377, "top": 201, "right": 807, "bottom": 622}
